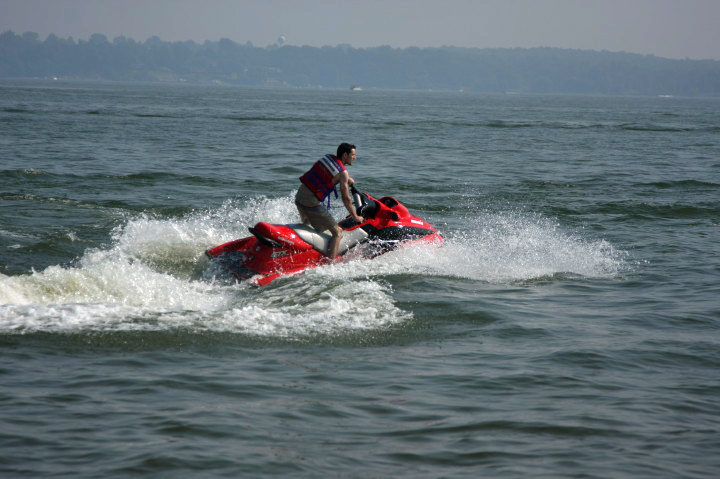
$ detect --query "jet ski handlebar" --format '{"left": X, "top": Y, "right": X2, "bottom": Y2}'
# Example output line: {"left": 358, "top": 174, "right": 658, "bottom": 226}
{"left": 350, "top": 184, "right": 378, "bottom": 219}
{"left": 351, "top": 184, "right": 362, "bottom": 212}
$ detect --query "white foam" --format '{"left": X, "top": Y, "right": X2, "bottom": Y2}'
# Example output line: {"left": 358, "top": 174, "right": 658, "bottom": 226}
{"left": 311, "top": 210, "right": 626, "bottom": 284}
{"left": 210, "top": 280, "right": 410, "bottom": 337}
{"left": 0, "top": 197, "right": 626, "bottom": 335}
{"left": 432, "top": 211, "right": 626, "bottom": 282}
{"left": 0, "top": 194, "right": 408, "bottom": 336}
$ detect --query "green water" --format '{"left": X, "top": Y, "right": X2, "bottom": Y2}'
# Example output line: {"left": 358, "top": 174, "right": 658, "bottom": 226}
{"left": 1, "top": 80, "right": 719, "bottom": 478}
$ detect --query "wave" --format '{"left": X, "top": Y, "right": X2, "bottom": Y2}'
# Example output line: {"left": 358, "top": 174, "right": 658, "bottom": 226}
{"left": 642, "top": 179, "right": 719, "bottom": 189}
{"left": 591, "top": 201, "right": 720, "bottom": 220}
{"left": 132, "top": 113, "right": 181, "bottom": 119}
{"left": 0, "top": 196, "right": 627, "bottom": 336}
{"left": 224, "top": 115, "right": 327, "bottom": 123}
{"left": 0, "top": 197, "right": 406, "bottom": 337}
{"left": 483, "top": 120, "right": 709, "bottom": 132}
{"left": 1, "top": 107, "right": 34, "bottom": 114}
{"left": 371, "top": 117, "right": 716, "bottom": 133}
{"left": 0, "top": 168, "right": 52, "bottom": 179}
{"left": 617, "top": 123, "right": 691, "bottom": 132}
{"left": 0, "top": 168, "right": 230, "bottom": 189}
{"left": 2, "top": 107, "right": 191, "bottom": 120}
{"left": 342, "top": 210, "right": 627, "bottom": 284}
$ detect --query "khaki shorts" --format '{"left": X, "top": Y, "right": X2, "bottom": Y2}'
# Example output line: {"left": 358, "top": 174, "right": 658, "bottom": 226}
{"left": 295, "top": 185, "right": 336, "bottom": 232}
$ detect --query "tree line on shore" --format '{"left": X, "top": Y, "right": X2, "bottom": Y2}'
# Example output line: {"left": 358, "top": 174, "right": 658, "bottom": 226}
{"left": 1, "top": 31, "right": 719, "bottom": 96}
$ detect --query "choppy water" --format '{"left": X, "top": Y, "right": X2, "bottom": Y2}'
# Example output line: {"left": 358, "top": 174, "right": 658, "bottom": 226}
{"left": 1, "top": 80, "right": 719, "bottom": 478}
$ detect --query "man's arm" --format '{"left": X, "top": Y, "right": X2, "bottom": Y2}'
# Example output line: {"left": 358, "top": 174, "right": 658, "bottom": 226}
{"left": 336, "top": 171, "right": 363, "bottom": 223}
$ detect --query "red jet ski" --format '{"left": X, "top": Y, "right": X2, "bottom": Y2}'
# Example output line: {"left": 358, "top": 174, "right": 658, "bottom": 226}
{"left": 206, "top": 186, "right": 442, "bottom": 286}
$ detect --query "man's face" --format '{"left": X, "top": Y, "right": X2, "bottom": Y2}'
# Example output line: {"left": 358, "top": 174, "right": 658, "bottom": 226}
{"left": 344, "top": 148, "right": 357, "bottom": 165}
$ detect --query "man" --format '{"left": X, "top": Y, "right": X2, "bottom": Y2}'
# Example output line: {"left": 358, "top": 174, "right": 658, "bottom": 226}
{"left": 295, "top": 142, "right": 364, "bottom": 260}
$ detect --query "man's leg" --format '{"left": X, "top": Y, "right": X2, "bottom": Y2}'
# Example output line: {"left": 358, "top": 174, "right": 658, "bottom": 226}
{"left": 298, "top": 207, "right": 310, "bottom": 225}
{"left": 327, "top": 224, "right": 343, "bottom": 259}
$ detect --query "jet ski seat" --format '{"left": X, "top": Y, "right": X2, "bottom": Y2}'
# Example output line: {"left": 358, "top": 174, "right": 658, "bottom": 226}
{"left": 289, "top": 223, "right": 368, "bottom": 257}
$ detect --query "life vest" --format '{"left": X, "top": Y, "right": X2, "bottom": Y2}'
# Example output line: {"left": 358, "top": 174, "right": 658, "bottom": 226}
{"left": 299, "top": 154, "right": 346, "bottom": 203}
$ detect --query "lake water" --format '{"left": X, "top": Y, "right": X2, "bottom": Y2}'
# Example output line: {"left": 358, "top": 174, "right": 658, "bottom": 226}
{"left": 1, "top": 80, "right": 719, "bottom": 478}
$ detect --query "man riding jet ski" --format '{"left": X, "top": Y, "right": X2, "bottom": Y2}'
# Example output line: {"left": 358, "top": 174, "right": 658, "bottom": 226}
{"left": 294, "top": 142, "right": 363, "bottom": 260}
{"left": 206, "top": 143, "right": 441, "bottom": 285}
{"left": 205, "top": 186, "right": 442, "bottom": 286}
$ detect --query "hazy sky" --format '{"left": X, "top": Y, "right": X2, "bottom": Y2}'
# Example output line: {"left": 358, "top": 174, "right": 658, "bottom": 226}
{"left": 1, "top": 0, "right": 718, "bottom": 60}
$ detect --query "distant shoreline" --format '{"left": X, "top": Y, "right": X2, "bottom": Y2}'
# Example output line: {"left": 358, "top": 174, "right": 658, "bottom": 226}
{"left": 2, "top": 31, "right": 719, "bottom": 96}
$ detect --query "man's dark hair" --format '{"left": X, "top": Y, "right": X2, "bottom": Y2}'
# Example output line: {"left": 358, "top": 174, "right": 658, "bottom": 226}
{"left": 337, "top": 143, "right": 356, "bottom": 158}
